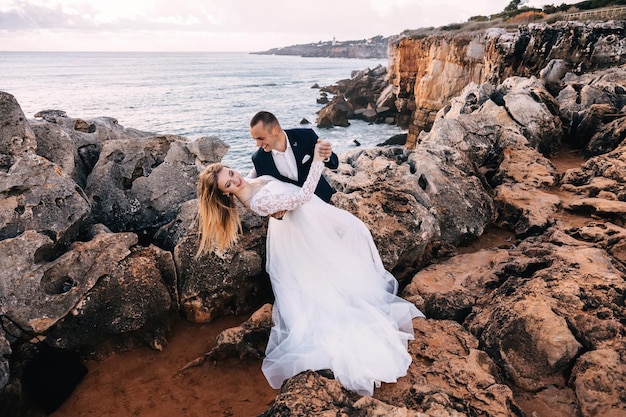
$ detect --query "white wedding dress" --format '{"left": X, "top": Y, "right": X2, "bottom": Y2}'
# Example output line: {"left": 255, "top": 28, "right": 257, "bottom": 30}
{"left": 249, "top": 161, "right": 424, "bottom": 396}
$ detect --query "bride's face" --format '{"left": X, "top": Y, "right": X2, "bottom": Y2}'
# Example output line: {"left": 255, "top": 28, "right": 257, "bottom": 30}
{"left": 217, "top": 167, "right": 245, "bottom": 194}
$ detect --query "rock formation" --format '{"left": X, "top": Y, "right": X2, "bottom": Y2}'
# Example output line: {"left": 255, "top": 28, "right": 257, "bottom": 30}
{"left": 203, "top": 60, "right": 626, "bottom": 416}
{"left": 2, "top": 19, "right": 626, "bottom": 417}
{"left": 388, "top": 20, "right": 626, "bottom": 147}
{"left": 0, "top": 93, "right": 229, "bottom": 415}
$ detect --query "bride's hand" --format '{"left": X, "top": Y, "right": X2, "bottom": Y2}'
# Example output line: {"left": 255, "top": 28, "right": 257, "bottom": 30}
{"left": 313, "top": 140, "right": 327, "bottom": 162}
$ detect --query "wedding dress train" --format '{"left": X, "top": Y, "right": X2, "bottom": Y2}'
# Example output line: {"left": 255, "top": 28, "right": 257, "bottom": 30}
{"left": 249, "top": 162, "right": 424, "bottom": 396}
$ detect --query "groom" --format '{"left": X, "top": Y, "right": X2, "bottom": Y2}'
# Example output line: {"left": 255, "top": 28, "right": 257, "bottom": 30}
{"left": 248, "top": 111, "right": 339, "bottom": 210}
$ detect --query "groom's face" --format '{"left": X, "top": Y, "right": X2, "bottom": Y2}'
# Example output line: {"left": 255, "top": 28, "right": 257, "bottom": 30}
{"left": 250, "top": 122, "right": 284, "bottom": 153}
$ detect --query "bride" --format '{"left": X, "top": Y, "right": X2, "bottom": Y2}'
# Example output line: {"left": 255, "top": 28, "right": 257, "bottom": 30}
{"left": 196, "top": 140, "right": 424, "bottom": 396}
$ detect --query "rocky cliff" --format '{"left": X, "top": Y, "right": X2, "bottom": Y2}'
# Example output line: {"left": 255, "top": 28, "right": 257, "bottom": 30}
{"left": 1, "top": 19, "right": 626, "bottom": 417}
{"left": 389, "top": 20, "right": 626, "bottom": 147}
{"left": 252, "top": 35, "right": 389, "bottom": 59}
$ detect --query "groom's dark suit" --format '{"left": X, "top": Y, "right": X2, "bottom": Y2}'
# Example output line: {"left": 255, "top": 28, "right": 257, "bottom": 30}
{"left": 251, "top": 128, "right": 339, "bottom": 203}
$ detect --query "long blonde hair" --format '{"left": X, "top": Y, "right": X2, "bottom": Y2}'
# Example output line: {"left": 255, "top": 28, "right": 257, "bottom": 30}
{"left": 196, "top": 162, "right": 242, "bottom": 257}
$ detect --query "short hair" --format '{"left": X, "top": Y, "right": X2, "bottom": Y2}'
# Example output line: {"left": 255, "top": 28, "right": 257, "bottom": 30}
{"left": 250, "top": 111, "right": 280, "bottom": 129}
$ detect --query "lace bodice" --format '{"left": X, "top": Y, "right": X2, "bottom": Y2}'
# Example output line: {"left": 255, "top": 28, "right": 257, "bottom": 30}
{"left": 250, "top": 161, "right": 324, "bottom": 216}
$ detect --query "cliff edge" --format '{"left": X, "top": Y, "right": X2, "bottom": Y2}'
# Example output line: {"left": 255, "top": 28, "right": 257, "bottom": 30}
{"left": 388, "top": 20, "right": 626, "bottom": 147}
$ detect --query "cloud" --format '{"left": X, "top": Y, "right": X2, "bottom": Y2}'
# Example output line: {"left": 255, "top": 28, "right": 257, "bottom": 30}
{"left": 0, "top": 0, "right": 586, "bottom": 51}
{"left": 0, "top": 0, "right": 488, "bottom": 34}
{"left": 0, "top": 2, "right": 73, "bottom": 30}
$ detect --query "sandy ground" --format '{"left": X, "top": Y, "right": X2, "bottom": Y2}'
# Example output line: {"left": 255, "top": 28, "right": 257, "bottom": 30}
{"left": 51, "top": 146, "right": 588, "bottom": 417}
{"left": 51, "top": 315, "right": 278, "bottom": 417}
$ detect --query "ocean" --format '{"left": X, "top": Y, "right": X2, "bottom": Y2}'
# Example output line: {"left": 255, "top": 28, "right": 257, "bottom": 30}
{"left": 0, "top": 52, "right": 404, "bottom": 172}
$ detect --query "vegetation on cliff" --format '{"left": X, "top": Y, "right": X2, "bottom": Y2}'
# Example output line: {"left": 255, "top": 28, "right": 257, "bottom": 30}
{"left": 407, "top": 0, "right": 626, "bottom": 36}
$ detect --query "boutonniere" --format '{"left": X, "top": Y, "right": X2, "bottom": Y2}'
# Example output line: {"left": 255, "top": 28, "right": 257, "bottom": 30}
{"left": 301, "top": 154, "right": 311, "bottom": 164}
{"left": 292, "top": 141, "right": 298, "bottom": 147}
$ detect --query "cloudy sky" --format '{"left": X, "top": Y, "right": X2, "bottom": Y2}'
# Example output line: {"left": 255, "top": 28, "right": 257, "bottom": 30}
{"left": 0, "top": 0, "right": 582, "bottom": 52}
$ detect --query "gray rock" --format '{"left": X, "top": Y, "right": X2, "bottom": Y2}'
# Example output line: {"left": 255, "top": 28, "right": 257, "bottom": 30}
{"left": 153, "top": 199, "right": 198, "bottom": 251}
{"left": 0, "top": 154, "right": 90, "bottom": 245}
{"left": 29, "top": 119, "right": 78, "bottom": 182}
{"left": 539, "top": 58, "right": 570, "bottom": 95}
{"left": 186, "top": 135, "right": 231, "bottom": 166}
{"left": 85, "top": 135, "right": 229, "bottom": 236}
{"left": 316, "top": 95, "right": 352, "bottom": 128}
{"left": 45, "top": 243, "right": 176, "bottom": 356}
{"left": 0, "top": 230, "right": 136, "bottom": 333}
{"left": 0, "top": 92, "right": 36, "bottom": 169}
{"left": 498, "top": 77, "right": 563, "bottom": 156}
{"left": 175, "top": 205, "right": 269, "bottom": 323}
{"left": 437, "top": 81, "right": 494, "bottom": 119}
{"left": 0, "top": 330, "right": 10, "bottom": 390}
{"left": 327, "top": 147, "right": 440, "bottom": 280}
{"left": 207, "top": 303, "right": 273, "bottom": 360}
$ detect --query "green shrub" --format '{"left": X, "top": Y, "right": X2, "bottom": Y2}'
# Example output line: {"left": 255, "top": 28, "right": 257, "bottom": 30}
{"left": 441, "top": 23, "right": 463, "bottom": 31}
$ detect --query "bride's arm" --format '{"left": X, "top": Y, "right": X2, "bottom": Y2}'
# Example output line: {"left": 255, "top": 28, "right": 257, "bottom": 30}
{"left": 250, "top": 161, "right": 324, "bottom": 217}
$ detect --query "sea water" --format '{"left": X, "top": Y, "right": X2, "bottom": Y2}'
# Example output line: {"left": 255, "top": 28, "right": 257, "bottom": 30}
{"left": 0, "top": 51, "right": 405, "bottom": 171}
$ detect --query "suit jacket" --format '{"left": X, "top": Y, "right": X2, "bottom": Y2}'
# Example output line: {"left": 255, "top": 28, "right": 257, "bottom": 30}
{"left": 251, "top": 128, "right": 339, "bottom": 203}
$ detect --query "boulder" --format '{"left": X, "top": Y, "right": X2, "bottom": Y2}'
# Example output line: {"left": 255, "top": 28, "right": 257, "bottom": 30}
{"left": 260, "top": 320, "right": 521, "bottom": 417}
{"left": 460, "top": 229, "right": 626, "bottom": 395}
{"left": 557, "top": 66, "right": 626, "bottom": 155}
{"left": 497, "top": 76, "right": 563, "bottom": 156}
{"left": 316, "top": 95, "right": 352, "bottom": 128}
{"left": 0, "top": 154, "right": 90, "bottom": 246}
{"left": 259, "top": 370, "right": 358, "bottom": 417}
{"left": 402, "top": 225, "right": 626, "bottom": 416}
{"left": 206, "top": 303, "right": 273, "bottom": 360}
{"left": 402, "top": 249, "right": 511, "bottom": 321}
{"left": 0, "top": 92, "right": 36, "bottom": 169}
{"left": 0, "top": 228, "right": 175, "bottom": 358}
{"left": 570, "top": 347, "right": 626, "bottom": 417}
{"left": 539, "top": 58, "right": 570, "bottom": 95}
{"left": 561, "top": 140, "right": 626, "bottom": 223}
{"left": 586, "top": 113, "right": 626, "bottom": 156}
{"left": 318, "top": 65, "right": 396, "bottom": 128}
{"left": 174, "top": 205, "right": 270, "bottom": 323}
{"left": 0, "top": 230, "right": 135, "bottom": 333}
{"left": 437, "top": 82, "right": 494, "bottom": 120}
{"left": 31, "top": 111, "right": 154, "bottom": 187}
{"left": 36, "top": 112, "right": 153, "bottom": 142}
{"left": 326, "top": 147, "right": 440, "bottom": 280}
{"left": 29, "top": 120, "right": 78, "bottom": 182}
{"left": 377, "top": 133, "right": 407, "bottom": 146}
{"left": 153, "top": 199, "right": 199, "bottom": 251}
{"left": 376, "top": 319, "right": 520, "bottom": 417}
{"left": 567, "top": 221, "right": 626, "bottom": 264}
{"left": 85, "top": 135, "right": 229, "bottom": 237}
{"left": 45, "top": 243, "right": 176, "bottom": 356}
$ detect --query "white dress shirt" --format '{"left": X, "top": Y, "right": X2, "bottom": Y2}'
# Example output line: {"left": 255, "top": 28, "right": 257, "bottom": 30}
{"left": 271, "top": 134, "right": 298, "bottom": 181}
